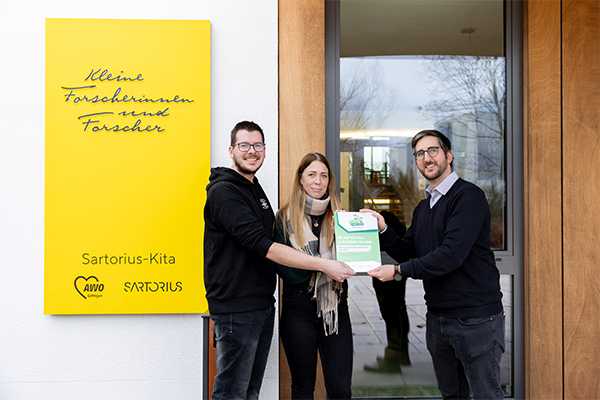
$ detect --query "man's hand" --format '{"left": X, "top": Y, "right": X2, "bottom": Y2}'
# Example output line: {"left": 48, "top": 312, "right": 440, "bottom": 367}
{"left": 359, "top": 209, "right": 387, "bottom": 232}
{"left": 367, "top": 264, "right": 395, "bottom": 282}
{"left": 321, "top": 259, "right": 356, "bottom": 282}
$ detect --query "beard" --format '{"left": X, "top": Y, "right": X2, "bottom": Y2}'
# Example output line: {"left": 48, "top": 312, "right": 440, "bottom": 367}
{"left": 418, "top": 158, "right": 449, "bottom": 182}
{"left": 232, "top": 152, "right": 263, "bottom": 176}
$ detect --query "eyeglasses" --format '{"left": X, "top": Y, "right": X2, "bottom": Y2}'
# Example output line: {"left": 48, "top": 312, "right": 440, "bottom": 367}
{"left": 413, "top": 146, "right": 440, "bottom": 161}
{"left": 235, "top": 142, "right": 265, "bottom": 152}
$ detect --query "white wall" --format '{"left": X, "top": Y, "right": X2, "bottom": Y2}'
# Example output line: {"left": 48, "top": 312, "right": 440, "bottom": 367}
{"left": 0, "top": 1, "right": 279, "bottom": 399}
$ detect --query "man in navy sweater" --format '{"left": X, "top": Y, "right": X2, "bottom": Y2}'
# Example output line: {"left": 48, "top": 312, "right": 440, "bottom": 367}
{"left": 204, "top": 121, "right": 355, "bottom": 400}
{"left": 367, "top": 130, "right": 504, "bottom": 400}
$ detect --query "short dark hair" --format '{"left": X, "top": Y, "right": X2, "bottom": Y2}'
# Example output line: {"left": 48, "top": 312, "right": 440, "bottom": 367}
{"left": 411, "top": 129, "right": 452, "bottom": 154}
{"left": 411, "top": 129, "right": 453, "bottom": 166}
{"left": 230, "top": 121, "right": 265, "bottom": 146}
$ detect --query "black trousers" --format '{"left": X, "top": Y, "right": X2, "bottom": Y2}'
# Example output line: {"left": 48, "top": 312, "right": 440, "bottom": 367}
{"left": 280, "top": 289, "right": 353, "bottom": 399}
{"left": 372, "top": 275, "right": 410, "bottom": 350}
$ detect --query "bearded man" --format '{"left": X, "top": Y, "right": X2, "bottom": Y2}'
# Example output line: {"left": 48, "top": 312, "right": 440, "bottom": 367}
{"left": 366, "top": 129, "right": 505, "bottom": 400}
{"left": 204, "top": 121, "right": 354, "bottom": 400}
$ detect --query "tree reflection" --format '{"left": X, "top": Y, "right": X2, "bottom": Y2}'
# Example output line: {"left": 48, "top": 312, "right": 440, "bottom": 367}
{"left": 340, "top": 59, "right": 396, "bottom": 132}
{"left": 419, "top": 55, "right": 506, "bottom": 249}
{"left": 339, "top": 56, "right": 507, "bottom": 249}
{"left": 339, "top": 59, "right": 407, "bottom": 223}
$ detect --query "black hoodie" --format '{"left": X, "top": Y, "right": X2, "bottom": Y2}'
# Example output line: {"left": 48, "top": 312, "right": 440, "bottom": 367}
{"left": 203, "top": 167, "right": 276, "bottom": 313}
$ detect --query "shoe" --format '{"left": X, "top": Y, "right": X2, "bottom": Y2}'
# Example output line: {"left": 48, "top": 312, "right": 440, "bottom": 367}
{"left": 398, "top": 349, "right": 411, "bottom": 366}
{"left": 363, "top": 357, "right": 402, "bottom": 373}
{"left": 374, "top": 350, "right": 411, "bottom": 366}
{"left": 382, "top": 346, "right": 411, "bottom": 365}
{"left": 398, "top": 340, "right": 412, "bottom": 366}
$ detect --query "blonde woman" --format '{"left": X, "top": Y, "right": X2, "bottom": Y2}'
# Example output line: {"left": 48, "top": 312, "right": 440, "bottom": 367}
{"left": 275, "top": 152, "right": 353, "bottom": 399}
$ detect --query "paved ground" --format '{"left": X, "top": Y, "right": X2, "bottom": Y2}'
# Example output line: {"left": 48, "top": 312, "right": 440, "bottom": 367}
{"left": 347, "top": 275, "right": 513, "bottom": 398}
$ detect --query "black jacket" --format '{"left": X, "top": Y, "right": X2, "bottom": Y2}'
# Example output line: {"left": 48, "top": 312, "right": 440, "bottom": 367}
{"left": 203, "top": 167, "right": 276, "bottom": 313}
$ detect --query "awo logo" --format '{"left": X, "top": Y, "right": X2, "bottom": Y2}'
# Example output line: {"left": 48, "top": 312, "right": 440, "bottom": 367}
{"left": 74, "top": 276, "right": 105, "bottom": 299}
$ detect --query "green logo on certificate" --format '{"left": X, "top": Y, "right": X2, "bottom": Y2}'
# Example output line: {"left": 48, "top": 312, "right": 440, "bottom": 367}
{"left": 348, "top": 215, "right": 364, "bottom": 227}
{"left": 334, "top": 212, "right": 382, "bottom": 273}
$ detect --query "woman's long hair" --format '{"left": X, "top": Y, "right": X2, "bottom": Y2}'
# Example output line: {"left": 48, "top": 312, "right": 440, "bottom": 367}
{"left": 276, "top": 152, "right": 342, "bottom": 249}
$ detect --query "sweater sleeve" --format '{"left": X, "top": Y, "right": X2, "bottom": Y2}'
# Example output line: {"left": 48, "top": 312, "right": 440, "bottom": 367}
{"left": 273, "top": 217, "right": 313, "bottom": 285}
{"left": 401, "top": 184, "right": 490, "bottom": 279}
{"left": 379, "top": 223, "right": 416, "bottom": 264}
{"left": 210, "top": 182, "right": 274, "bottom": 258}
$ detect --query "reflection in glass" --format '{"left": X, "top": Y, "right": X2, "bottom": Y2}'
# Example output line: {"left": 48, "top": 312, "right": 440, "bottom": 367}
{"left": 339, "top": 0, "right": 510, "bottom": 398}
{"left": 348, "top": 274, "right": 513, "bottom": 397}
{"left": 340, "top": 56, "right": 506, "bottom": 249}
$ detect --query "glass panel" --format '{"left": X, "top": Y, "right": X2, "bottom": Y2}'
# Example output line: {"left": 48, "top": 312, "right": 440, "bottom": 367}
{"left": 348, "top": 274, "right": 513, "bottom": 397}
{"left": 340, "top": 55, "right": 505, "bottom": 249}
{"left": 339, "top": 0, "right": 511, "bottom": 398}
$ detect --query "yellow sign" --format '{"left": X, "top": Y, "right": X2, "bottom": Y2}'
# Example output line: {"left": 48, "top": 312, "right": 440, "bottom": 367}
{"left": 45, "top": 19, "right": 210, "bottom": 314}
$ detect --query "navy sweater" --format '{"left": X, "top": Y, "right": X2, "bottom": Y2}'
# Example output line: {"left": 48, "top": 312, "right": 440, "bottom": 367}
{"left": 203, "top": 167, "right": 276, "bottom": 314}
{"left": 380, "top": 178, "right": 503, "bottom": 318}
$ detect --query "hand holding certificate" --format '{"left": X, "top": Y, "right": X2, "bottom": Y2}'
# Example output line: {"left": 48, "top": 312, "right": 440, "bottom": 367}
{"left": 334, "top": 212, "right": 381, "bottom": 273}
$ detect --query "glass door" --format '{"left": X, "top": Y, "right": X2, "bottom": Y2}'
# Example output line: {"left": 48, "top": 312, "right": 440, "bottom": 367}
{"left": 328, "top": 0, "right": 523, "bottom": 397}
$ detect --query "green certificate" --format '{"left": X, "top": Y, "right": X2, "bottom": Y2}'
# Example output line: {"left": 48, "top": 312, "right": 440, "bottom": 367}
{"left": 334, "top": 212, "right": 382, "bottom": 273}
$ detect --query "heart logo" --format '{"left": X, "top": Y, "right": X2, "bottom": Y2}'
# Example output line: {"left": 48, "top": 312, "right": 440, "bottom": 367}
{"left": 74, "top": 275, "right": 99, "bottom": 299}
